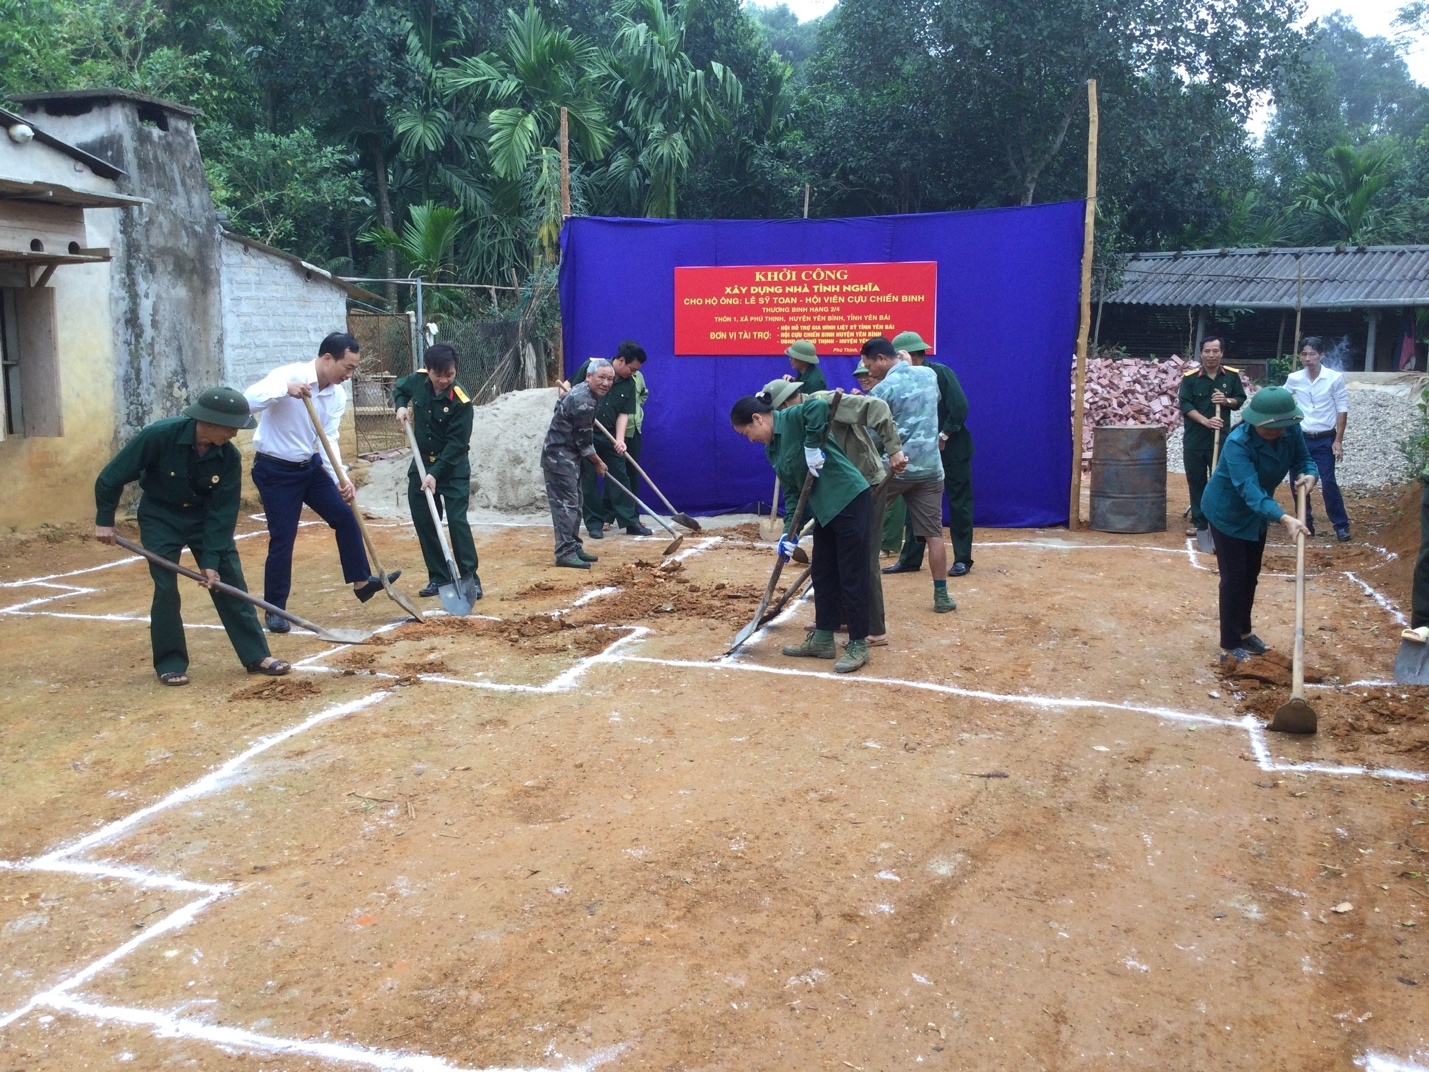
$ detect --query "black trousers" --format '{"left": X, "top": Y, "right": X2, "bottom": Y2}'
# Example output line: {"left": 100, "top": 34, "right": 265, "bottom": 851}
{"left": 812, "top": 488, "right": 872, "bottom": 642}
{"left": 1414, "top": 480, "right": 1429, "bottom": 629}
{"left": 1209, "top": 524, "right": 1266, "bottom": 650}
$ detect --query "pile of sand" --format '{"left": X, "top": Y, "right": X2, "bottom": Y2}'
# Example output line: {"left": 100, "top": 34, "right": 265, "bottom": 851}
{"left": 358, "top": 387, "right": 559, "bottom": 516}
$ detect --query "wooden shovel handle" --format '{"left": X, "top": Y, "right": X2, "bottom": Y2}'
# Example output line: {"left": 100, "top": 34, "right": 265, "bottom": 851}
{"left": 301, "top": 395, "right": 387, "bottom": 575}
{"left": 1292, "top": 483, "right": 1307, "bottom": 698}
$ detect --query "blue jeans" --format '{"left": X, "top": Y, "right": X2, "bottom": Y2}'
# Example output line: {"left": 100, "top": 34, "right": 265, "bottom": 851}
{"left": 252, "top": 454, "right": 371, "bottom": 608}
{"left": 1301, "top": 435, "right": 1348, "bottom": 532}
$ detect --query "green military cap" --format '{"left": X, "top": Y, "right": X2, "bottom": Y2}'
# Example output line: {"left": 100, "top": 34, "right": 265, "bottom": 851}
{"left": 891, "top": 330, "right": 931, "bottom": 353}
{"left": 852, "top": 361, "right": 871, "bottom": 378}
{"left": 183, "top": 386, "right": 256, "bottom": 429}
{"left": 1240, "top": 386, "right": 1303, "bottom": 429}
{"left": 759, "top": 378, "right": 803, "bottom": 409}
{"left": 785, "top": 340, "right": 819, "bottom": 365}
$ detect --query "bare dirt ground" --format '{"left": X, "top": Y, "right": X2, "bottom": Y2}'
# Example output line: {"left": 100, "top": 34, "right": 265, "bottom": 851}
{"left": 1, "top": 485, "right": 1427, "bottom": 1072}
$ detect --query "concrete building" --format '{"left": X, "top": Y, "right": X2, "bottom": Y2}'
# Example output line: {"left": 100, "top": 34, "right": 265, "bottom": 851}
{"left": 0, "top": 89, "right": 379, "bottom": 530}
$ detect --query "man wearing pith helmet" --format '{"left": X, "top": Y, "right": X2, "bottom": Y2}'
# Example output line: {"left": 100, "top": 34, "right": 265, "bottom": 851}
{"left": 783, "top": 340, "right": 827, "bottom": 394}
{"left": 883, "top": 330, "right": 976, "bottom": 577}
{"left": 94, "top": 387, "right": 290, "bottom": 686}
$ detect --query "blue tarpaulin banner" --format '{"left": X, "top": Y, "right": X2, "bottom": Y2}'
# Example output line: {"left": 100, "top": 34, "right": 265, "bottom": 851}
{"left": 558, "top": 202, "right": 1084, "bottom": 526}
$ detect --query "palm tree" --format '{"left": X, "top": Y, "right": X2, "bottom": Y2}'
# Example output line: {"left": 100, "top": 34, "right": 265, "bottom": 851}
{"left": 1292, "top": 143, "right": 1406, "bottom": 244}
{"left": 601, "top": 0, "right": 743, "bottom": 218}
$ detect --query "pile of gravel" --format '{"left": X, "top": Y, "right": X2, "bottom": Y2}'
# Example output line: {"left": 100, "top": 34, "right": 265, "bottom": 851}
{"left": 1167, "top": 381, "right": 1423, "bottom": 488}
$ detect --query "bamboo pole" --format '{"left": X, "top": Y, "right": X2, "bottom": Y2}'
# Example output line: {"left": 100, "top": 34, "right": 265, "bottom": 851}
{"left": 559, "top": 107, "right": 571, "bottom": 218}
{"left": 1292, "top": 256, "right": 1303, "bottom": 369}
{"left": 1068, "top": 79, "right": 1099, "bottom": 530}
{"left": 803, "top": 183, "right": 810, "bottom": 219}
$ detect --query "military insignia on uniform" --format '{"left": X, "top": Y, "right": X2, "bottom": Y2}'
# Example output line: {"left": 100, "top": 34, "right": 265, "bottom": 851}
{"left": 443, "top": 406, "right": 449, "bottom": 413}
{"left": 211, "top": 475, "right": 220, "bottom": 484}
{"left": 1182, "top": 368, "right": 1198, "bottom": 377}
{"left": 1224, "top": 365, "right": 1239, "bottom": 373}
{"left": 454, "top": 386, "right": 470, "bottom": 404}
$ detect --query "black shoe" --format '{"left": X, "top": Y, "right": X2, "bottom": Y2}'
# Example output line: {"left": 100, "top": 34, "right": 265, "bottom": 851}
{"left": 556, "top": 556, "right": 591, "bottom": 569}
{"left": 418, "top": 581, "right": 440, "bottom": 598}
{"left": 949, "top": 562, "right": 971, "bottom": 577}
{"left": 577, "top": 550, "right": 599, "bottom": 562}
{"left": 466, "top": 575, "right": 483, "bottom": 600}
{"left": 586, "top": 525, "right": 604, "bottom": 540}
{"left": 355, "top": 570, "right": 401, "bottom": 603}
{"left": 265, "top": 612, "right": 291, "bottom": 634}
{"left": 882, "top": 562, "right": 921, "bottom": 575}
{"left": 1219, "top": 647, "right": 1252, "bottom": 667}
{"left": 1238, "top": 633, "right": 1268, "bottom": 656}
{"left": 1335, "top": 525, "right": 1351, "bottom": 542}
{"left": 625, "top": 523, "right": 654, "bottom": 536}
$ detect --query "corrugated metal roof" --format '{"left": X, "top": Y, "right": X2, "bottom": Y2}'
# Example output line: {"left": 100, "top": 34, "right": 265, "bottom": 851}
{"left": 1106, "top": 245, "right": 1429, "bottom": 309}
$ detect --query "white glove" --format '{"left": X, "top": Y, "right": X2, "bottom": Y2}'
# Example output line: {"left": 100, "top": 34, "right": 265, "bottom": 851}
{"left": 804, "top": 446, "right": 825, "bottom": 476}
{"left": 776, "top": 535, "right": 800, "bottom": 561}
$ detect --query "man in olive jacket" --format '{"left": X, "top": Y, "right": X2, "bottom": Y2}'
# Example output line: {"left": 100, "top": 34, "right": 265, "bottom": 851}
{"left": 94, "top": 387, "right": 287, "bottom": 685}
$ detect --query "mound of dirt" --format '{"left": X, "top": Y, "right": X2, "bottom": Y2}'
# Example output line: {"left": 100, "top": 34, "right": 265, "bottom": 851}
{"left": 1238, "top": 685, "right": 1429, "bottom": 756}
{"left": 1221, "top": 650, "right": 1326, "bottom": 686}
{"left": 358, "top": 387, "right": 559, "bottom": 516}
{"left": 563, "top": 559, "right": 766, "bottom": 627}
{"left": 228, "top": 678, "right": 322, "bottom": 703}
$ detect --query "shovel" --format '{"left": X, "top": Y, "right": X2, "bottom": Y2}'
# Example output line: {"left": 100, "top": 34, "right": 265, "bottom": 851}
{"left": 1394, "top": 629, "right": 1429, "bottom": 684}
{"left": 1269, "top": 484, "right": 1317, "bottom": 734}
{"left": 600, "top": 470, "right": 684, "bottom": 556}
{"left": 1195, "top": 405, "right": 1223, "bottom": 554}
{"left": 302, "top": 396, "right": 424, "bottom": 623}
{"left": 757, "top": 565, "right": 812, "bottom": 629}
{"left": 400, "top": 418, "right": 477, "bottom": 616}
{"left": 595, "top": 420, "right": 700, "bottom": 531}
{"left": 760, "top": 475, "right": 782, "bottom": 541}
{"left": 114, "top": 536, "right": 374, "bottom": 644}
{"left": 729, "top": 391, "right": 844, "bottom": 654}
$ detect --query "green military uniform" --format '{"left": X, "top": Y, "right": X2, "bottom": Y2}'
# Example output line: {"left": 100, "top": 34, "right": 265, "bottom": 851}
{"left": 94, "top": 416, "right": 270, "bottom": 677}
{"left": 1178, "top": 363, "right": 1247, "bottom": 529}
{"left": 572, "top": 359, "right": 641, "bottom": 531}
{"left": 796, "top": 365, "right": 828, "bottom": 395}
{"left": 897, "top": 359, "right": 975, "bottom": 569}
{"left": 769, "top": 400, "right": 869, "bottom": 528}
{"left": 392, "top": 371, "right": 478, "bottom": 586}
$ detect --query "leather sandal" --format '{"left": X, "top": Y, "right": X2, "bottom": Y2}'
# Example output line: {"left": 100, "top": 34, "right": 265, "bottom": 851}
{"left": 246, "top": 658, "right": 291, "bottom": 676}
{"left": 158, "top": 671, "right": 189, "bottom": 686}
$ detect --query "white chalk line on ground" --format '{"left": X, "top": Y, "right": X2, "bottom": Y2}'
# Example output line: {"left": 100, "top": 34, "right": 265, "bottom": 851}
{"left": 1360, "top": 1054, "right": 1429, "bottom": 1072}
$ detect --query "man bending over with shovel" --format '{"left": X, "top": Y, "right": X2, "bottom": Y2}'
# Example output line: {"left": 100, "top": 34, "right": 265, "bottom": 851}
{"left": 393, "top": 343, "right": 480, "bottom": 600}
{"left": 94, "top": 387, "right": 290, "bottom": 685}
{"left": 543, "top": 360, "right": 615, "bottom": 569}
{"left": 243, "top": 332, "right": 396, "bottom": 633}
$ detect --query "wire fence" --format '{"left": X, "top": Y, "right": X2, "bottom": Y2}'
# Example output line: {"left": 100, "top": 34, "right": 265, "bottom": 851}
{"left": 346, "top": 274, "right": 560, "bottom": 457}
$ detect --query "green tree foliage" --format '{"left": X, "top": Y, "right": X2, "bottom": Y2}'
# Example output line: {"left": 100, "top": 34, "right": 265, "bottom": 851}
{"left": 16, "top": 0, "right": 1429, "bottom": 298}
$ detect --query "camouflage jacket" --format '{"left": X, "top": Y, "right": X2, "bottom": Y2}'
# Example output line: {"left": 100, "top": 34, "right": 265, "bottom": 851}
{"left": 543, "top": 382, "right": 600, "bottom": 461}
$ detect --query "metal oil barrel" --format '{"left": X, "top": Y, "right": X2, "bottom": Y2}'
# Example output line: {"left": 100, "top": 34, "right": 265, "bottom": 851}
{"left": 1089, "top": 425, "right": 1167, "bottom": 534}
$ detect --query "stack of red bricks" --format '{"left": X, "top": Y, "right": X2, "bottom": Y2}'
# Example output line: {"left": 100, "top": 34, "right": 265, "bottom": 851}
{"left": 1075, "top": 354, "right": 1255, "bottom": 463}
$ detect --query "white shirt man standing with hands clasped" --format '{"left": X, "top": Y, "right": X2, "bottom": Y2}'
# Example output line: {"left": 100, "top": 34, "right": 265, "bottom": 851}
{"left": 1284, "top": 335, "right": 1351, "bottom": 541}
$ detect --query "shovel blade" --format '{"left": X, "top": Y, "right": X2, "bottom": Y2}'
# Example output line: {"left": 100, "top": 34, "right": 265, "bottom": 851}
{"left": 1269, "top": 696, "right": 1317, "bottom": 735}
{"left": 663, "top": 535, "right": 684, "bottom": 557}
{"left": 312, "top": 627, "right": 377, "bottom": 645}
{"left": 437, "top": 582, "right": 473, "bottom": 617}
{"left": 382, "top": 580, "right": 425, "bottom": 623}
{"left": 1195, "top": 528, "right": 1214, "bottom": 554}
{"left": 1393, "top": 638, "right": 1429, "bottom": 684}
{"left": 789, "top": 547, "right": 809, "bottom": 565}
{"left": 672, "top": 513, "right": 702, "bottom": 531}
{"left": 728, "top": 619, "right": 759, "bottom": 654}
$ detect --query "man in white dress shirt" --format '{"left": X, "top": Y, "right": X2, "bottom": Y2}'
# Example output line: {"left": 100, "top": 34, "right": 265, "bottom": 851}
{"left": 243, "top": 332, "right": 395, "bottom": 632}
{"left": 1284, "top": 335, "right": 1351, "bottom": 541}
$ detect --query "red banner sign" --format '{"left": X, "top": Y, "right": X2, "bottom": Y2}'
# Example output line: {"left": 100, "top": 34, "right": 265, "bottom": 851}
{"left": 673, "top": 261, "right": 937, "bottom": 356}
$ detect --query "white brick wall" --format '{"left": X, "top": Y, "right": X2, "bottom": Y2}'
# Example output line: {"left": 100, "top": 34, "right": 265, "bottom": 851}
{"left": 219, "top": 236, "right": 349, "bottom": 390}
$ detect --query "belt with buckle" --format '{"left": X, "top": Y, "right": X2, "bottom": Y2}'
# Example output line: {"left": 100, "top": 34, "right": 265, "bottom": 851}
{"left": 1304, "top": 430, "right": 1336, "bottom": 439}
{"left": 257, "top": 452, "right": 316, "bottom": 470}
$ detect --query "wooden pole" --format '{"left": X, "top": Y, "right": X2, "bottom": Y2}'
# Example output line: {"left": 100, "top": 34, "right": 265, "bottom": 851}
{"left": 1292, "top": 256, "right": 1303, "bottom": 369}
{"left": 1068, "top": 79, "right": 1099, "bottom": 530}
{"left": 803, "top": 183, "right": 811, "bottom": 219}
{"left": 559, "top": 107, "right": 571, "bottom": 218}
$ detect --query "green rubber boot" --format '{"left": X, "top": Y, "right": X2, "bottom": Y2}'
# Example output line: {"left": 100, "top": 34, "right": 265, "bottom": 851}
{"left": 783, "top": 629, "right": 836, "bottom": 659}
{"left": 933, "top": 588, "right": 957, "bottom": 614}
{"left": 577, "top": 550, "right": 599, "bottom": 562}
{"left": 834, "top": 639, "right": 869, "bottom": 673}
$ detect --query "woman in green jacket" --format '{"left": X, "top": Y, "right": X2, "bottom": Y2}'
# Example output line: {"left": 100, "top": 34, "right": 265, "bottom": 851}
{"left": 730, "top": 384, "right": 871, "bottom": 673}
